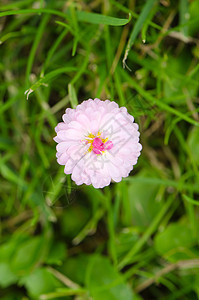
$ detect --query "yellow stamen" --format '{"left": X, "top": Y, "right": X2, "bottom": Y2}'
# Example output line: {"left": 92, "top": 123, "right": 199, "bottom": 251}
{"left": 102, "top": 137, "right": 108, "bottom": 143}
{"left": 84, "top": 131, "right": 110, "bottom": 154}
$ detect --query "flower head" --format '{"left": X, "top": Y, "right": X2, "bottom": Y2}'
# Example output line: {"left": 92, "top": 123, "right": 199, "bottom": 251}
{"left": 54, "top": 98, "right": 142, "bottom": 188}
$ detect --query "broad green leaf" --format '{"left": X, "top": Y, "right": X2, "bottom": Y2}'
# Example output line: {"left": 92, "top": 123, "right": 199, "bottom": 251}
{"left": 0, "top": 235, "right": 28, "bottom": 262}
{"left": 115, "top": 229, "right": 139, "bottom": 260}
{"left": 11, "top": 236, "right": 44, "bottom": 274}
{"left": 60, "top": 203, "right": 90, "bottom": 239}
{"left": 86, "top": 255, "right": 133, "bottom": 300}
{"left": 21, "top": 267, "right": 62, "bottom": 298}
{"left": 154, "top": 222, "right": 197, "bottom": 261}
{"left": 45, "top": 242, "right": 67, "bottom": 265}
{"left": 163, "top": 54, "right": 197, "bottom": 100}
{"left": 0, "top": 263, "right": 18, "bottom": 288}
{"left": 128, "top": 171, "right": 161, "bottom": 228}
{"left": 59, "top": 255, "right": 90, "bottom": 285}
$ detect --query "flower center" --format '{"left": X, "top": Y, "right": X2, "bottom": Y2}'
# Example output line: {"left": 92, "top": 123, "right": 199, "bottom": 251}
{"left": 85, "top": 132, "right": 113, "bottom": 155}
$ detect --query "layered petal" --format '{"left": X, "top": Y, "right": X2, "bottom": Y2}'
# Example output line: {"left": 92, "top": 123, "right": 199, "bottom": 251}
{"left": 54, "top": 98, "right": 142, "bottom": 188}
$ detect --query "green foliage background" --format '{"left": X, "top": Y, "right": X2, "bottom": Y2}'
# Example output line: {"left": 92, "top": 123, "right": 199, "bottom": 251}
{"left": 1, "top": 0, "right": 199, "bottom": 299}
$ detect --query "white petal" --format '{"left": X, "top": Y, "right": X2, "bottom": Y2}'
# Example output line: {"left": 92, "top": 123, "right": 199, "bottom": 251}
{"left": 57, "top": 129, "right": 84, "bottom": 140}
{"left": 57, "top": 152, "right": 69, "bottom": 165}
{"left": 56, "top": 141, "right": 76, "bottom": 153}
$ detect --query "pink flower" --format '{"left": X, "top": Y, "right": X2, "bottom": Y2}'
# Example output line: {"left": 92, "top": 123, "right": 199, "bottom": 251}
{"left": 54, "top": 98, "right": 142, "bottom": 188}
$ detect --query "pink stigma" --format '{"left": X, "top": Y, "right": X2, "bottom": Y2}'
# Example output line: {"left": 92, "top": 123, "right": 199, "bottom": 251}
{"left": 92, "top": 137, "right": 113, "bottom": 154}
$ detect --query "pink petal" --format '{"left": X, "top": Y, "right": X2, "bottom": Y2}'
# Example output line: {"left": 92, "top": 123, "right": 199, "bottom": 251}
{"left": 54, "top": 98, "right": 142, "bottom": 188}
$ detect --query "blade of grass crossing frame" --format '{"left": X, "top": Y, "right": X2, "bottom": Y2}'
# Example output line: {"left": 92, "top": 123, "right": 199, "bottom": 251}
{"left": 25, "top": 14, "right": 50, "bottom": 87}
{"left": 141, "top": 4, "right": 157, "bottom": 43}
{"left": 68, "top": 83, "right": 78, "bottom": 108}
{"left": 0, "top": 9, "right": 131, "bottom": 26}
{"left": 179, "top": 0, "right": 189, "bottom": 37}
{"left": 124, "top": 177, "right": 199, "bottom": 193}
{"left": 70, "top": 51, "right": 90, "bottom": 85}
{"left": 25, "top": 67, "right": 77, "bottom": 99}
{"left": 109, "top": 0, "right": 162, "bottom": 31}
{"left": 104, "top": 25, "right": 115, "bottom": 98}
{"left": 123, "top": 0, "right": 157, "bottom": 68}
{"left": 0, "top": 0, "right": 34, "bottom": 10}
{"left": 183, "top": 194, "right": 199, "bottom": 206}
{"left": 121, "top": 69, "right": 199, "bottom": 127}
{"left": 41, "top": 27, "right": 69, "bottom": 76}
{"left": 118, "top": 196, "right": 173, "bottom": 270}
{"left": 75, "top": 10, "right": 131, "bottom": 26}
{"left": 70, "top": 6, "right": 79, "bottom": 56}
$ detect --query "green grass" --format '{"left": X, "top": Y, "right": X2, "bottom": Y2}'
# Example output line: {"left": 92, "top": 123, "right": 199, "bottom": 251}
{"left": 1, "top": 0, "right": 199, "bottom": 299}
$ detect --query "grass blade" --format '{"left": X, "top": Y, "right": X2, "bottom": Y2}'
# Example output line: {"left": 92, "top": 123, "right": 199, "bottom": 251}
{"left": 25, "top": 14, "right": 49, "bottom": 86}
{"left": 74, "top": 10, "right": 131, "bottom": 26}
{"left": 121, "top": 69, "right": 199, "bottom": 127}
{"left": 0, "top": 8, "right": 131, "bottom": 26}
{"left": 179, "top": 0, "right": 189, "bottom": 37}
{"left": 183, "top": 194, "right": 199, "bottom": 206}
{"left": 123, "top": 0, "right": 157, "bottom": 67}
{"left": 25, "top": 67, "right": 77, "bottom": 99}
{"left": 118, "top": 196, "right": 173, "bottom": 270}
{"left": 68, "top": 83, "right": 78, "bottom": 109}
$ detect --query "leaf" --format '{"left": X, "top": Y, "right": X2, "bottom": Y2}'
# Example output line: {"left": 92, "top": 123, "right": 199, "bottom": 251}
{"left": 45, "top": 242, "right": 67, "bottom": 265}
{"left": 0, "top": 263, "right": 18, "bottom": 288}
{"left": 11, "top": 236, "right": 44, "bottom": 274}
{"left": 60, "top": 203, "right": 90, "bottom": 239}
{"left": 21, "top": 267, "right": 62, "bottom": 298}
{"left": 154, "top": 222, "right": 197, "bottom": 261}
{"left": 163, "top": 54, "right": 197, "bottom": 100}
{"left": 59, "top": 255, "right": 90, "bottom": 285}
{"left": 116, "top": 229, "right": 139, "bottom": 260}
{"left": 86, "top": 255, "right": 133, "bottom": 300}
{"left": 0, "top": 235, "right": 27, "bottom": 262}
{"left": 128, "top": 171, "right": 161, "bottom": 228}
{"left": 123, "top": 0, "right": 157, "bottom": 67}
